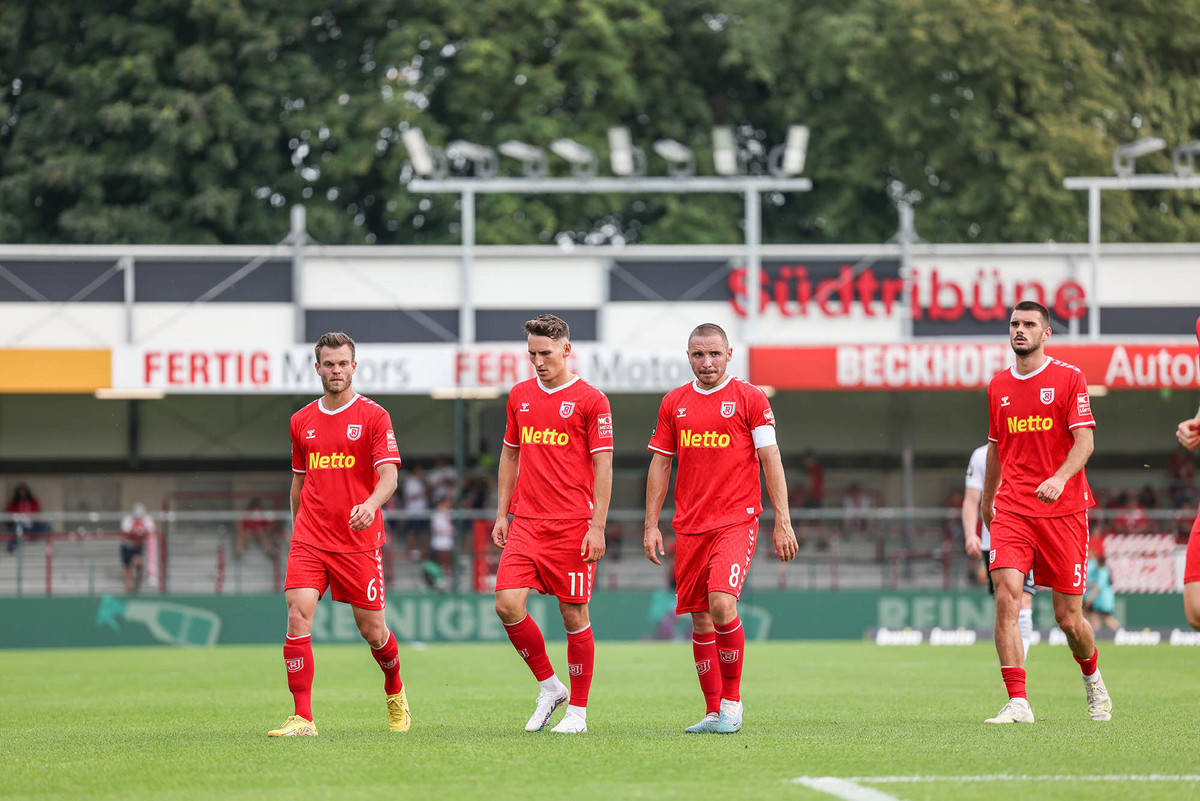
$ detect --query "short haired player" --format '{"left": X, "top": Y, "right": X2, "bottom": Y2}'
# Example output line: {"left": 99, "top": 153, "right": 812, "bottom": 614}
{"left": 492, "top": 314, "right": 613, "bottom": 734}
{"left": 1176, "top": 314, "right": 1200, "bottom": 631}
{"left": 269, "top": 332, "right": 409, "bottom": 737}
{"left": 644, "top": 323, "right": 798, "bottom": 734}
{"left": 981, "top": 301, "right": 1112, "bottom": 724}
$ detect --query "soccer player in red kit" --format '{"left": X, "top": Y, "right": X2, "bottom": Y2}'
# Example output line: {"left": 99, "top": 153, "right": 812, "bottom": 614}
{"left": 1177, "top": 314, "right": 1200, "bottom": 630}
{"left": 981, "top": 301, "right": 1112, "bottom": 724}
{"left": 268, "top": 332, "right": 408, "bottom": 737}
{"left": 492, "top": 314, "right": 613, "bottom": 734}
{"left": 643, "top": 323, "right": 798, "bottom": 734}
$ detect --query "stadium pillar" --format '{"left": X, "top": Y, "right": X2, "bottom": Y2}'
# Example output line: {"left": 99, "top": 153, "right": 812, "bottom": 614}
{"left": 290, "top": 205, "right": 307, "bottom": 343}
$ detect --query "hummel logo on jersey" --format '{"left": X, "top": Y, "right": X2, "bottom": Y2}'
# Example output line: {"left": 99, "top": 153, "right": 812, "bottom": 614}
{"left": 1040, "top": 388, "right": 1054, "bottom": 404}
{"left": 286, "top": 658, "right": 305, "bottom": 672}
{"left": 676, "top": 407, "right": 687, "bottom": 418}
{"left": 347, "top": 424, "right": 362, "bottom": 441}
{"left": 1000, "top": 396, "right": 1011, "bottom": 407}
{"left": 721, "top": 401, "right": 737, "bottom": 418}
{"left": 520, "top": 402, "right": 530, "bottom": 412}
{"left": 306, "top": 429, "right": 317, "bottom": 439}
{"left": 559, "top": 401, "right": 576, "bottom": 418}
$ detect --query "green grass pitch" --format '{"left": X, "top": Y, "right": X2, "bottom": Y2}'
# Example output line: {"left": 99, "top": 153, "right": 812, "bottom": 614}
{"left": 4, "top": 640, "right": 1199, "bottom": 800}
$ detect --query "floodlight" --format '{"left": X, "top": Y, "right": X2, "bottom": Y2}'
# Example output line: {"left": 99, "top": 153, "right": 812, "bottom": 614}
{"left": 712, "top": 126, "right": 740, "bottom": 176}
{"left": 550, "top": 138, "right": 598, "bottom": 177}
{"left": 498, "top": 140, "right": 548, "bottom": 177}
{"left": 445, "top": 140, "right": 498, "bottom": 177}
{"left": 769, "top": 125, "right": 809, "bottom": 177}
{"left": 1173, "top": 141, "right": 1200, "bottom": 177}
{"left": 653, "top": 138, "right": 695, "bottom": 177}
{"left": 607, "top": 126, "right": 646, "bottom": 176}
{"left": 1112, "top": 137, "right": 1166, "bottom": 178}
{"left": 401, "top": 128, "right": 443, "bottom": 178}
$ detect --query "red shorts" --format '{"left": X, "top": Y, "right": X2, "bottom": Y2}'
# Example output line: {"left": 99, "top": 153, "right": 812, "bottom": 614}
{"left": 673, "top": 518, "right": 758, "bottom": 614}
{"left": 989, "top": 508, "right": 1089, "bottom": 594}
{"left": 495, "top": 517, "right": 594, "bottom": 603}
{"left": 284, "top": 540, "right": 386, "bottom": 610}
{"left": 1185, "top": 505, "right": 1200, "bottom": 584}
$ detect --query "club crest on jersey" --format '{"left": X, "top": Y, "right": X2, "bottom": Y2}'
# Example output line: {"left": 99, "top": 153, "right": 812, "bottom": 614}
{"left": 286, "top": 658, "right": 304, "bottom": 672}
{"left": 1040, "top": 388, "right": 1054, "bottom": 404}
{"left": 347, "top": 424, "right": 362, "bottom": 441}
{"left": 695, "top": 659, "right": 711, "bottom": 675}
{"left": 720, "top": 401, "right": 737, "bottom": 418}
{"left": 559, "top": 401, "right": 576, "bottom": 418}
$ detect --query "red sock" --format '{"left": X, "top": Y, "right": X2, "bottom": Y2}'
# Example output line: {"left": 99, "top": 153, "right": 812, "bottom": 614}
{"left": 371, "top": 630, "right": 404, "bottom": 695}
{"left": 1000, "top": 666, "right": 1027, "bottom": 700}
{"left": 692, "top": 635, "right": 722, "bottom": 714}
{"left": 714, "top": 616, "right": 745, "bottom": 702}
{"left": 566, "top": 625, "right": 595, "bottom": 707}
{"left": 284, "top": 634, "right": 314, "bottom": 721}
{"left": 1074, "top": 646, "right": 1099, "bottom": 677}
{"left": 504, "top": 614, "right": 554, "bottom": 681}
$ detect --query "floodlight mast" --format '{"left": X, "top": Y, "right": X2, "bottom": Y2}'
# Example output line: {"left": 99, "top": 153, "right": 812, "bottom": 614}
{"left": 402, "top": 127, "right": 812, "bottom": 346}
{"left": 1064, "top": 138, "right": 1200, "bottom": 340}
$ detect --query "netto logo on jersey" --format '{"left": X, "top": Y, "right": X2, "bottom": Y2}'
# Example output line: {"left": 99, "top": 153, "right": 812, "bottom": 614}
{"left": 679, "top": 429, "right": 732, "bottom": 448}
{"left": 1006, "top": 415, "right": 1054, "bottom": 434}
{"left": 520, "top": 426, "right": 570, "bottom": 446}
{"left": 308, "top": 451, "right": 358, "bottom": 469}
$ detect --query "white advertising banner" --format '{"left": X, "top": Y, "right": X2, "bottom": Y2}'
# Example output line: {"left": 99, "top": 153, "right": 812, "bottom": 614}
{"left": 111, "top": 343, "right": 704, "bottom": 395}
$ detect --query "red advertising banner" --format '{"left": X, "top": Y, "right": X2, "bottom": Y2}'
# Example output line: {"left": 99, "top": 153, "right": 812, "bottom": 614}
{"left": 750, "top": 343, "right": 1200, "bottom": 391}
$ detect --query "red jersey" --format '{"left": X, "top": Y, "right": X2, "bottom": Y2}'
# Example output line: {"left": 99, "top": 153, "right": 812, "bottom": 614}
{"left": 502, "top": 375, "right": 613, "bottom": 520}
{"left": 290, "top": 394, "right": 402, "bottom": 552}
{"left": 648, "top": 376, "right": 776, "bottom": 534}
{"left": 987, "top": 357, "right": 1095, "bottom": 518}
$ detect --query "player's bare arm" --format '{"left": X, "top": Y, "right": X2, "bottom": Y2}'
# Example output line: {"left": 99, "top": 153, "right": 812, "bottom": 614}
{"left": 643, "top": 452, "right": 673, "bottom": 565}
{"left": 582, "top": 450, "right": 613, "bottom": 564}
{"left": 962, "top": 486, "right": 983, "bottom": 558}
{"left": 349, "top": 463, "right": 398, "bottom": 531}
{"left": 1036, "top": 426, "right": 1094, "bottom": 503}
{"left": 981, "top": 442, "right": 1001, "bottom": 529}
{"left": 289, "top": 473, "right": 305, "bottom": 527}
{"left": 759, "top": 444, "right": 798, "bottom": 562}
{"left": 1177, "top": 405, "right": 1200, "bottom": 450}
{"left": 492, "top": 445, "right": 520, "bottom": 548}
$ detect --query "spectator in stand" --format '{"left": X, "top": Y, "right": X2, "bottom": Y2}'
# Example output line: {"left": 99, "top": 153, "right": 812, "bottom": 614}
{"left": 235, "top": 496, "right": 279, "bottom": 560}
{"left": 427, "top": 457, "right": 458, "bottom": 505}
{"left": 801, "top": 451, "right": 824, "bottom": 509}
{"left": 5, "top": 482, "right": 49, "bottom": 553}
{"left": 842, "top": 482, "right": 873, "bottom": 534}
{"left": 1136, "top": 484, "right": 1158, "bottom": 512}
{"left": 428, "top": 494, "right": 455, "bottom": 590}
{"left": 1167, "top": 445, "right": 1196, "bottom": 507}
{"left": 401, "top": 465, "right": 431, "bottom": 559}
{"left": 120, "top": 502, "right": 155, "bottom": 594}
{"left": 1113, "top": 492, "right": 1149, "bottom": 535}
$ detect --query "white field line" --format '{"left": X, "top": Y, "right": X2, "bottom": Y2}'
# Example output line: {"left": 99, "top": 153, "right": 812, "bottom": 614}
{"left": 790, "top": 775, "right": 1200, "bottom": 800}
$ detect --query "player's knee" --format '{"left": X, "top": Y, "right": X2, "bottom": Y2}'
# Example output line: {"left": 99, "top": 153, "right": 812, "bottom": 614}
{"left": 357, "top": 619, "right": 387, "bottom": 645}
{"left": 494, "top": 596, "right": 524, "bottom": 624}
{"left": 708, "top": 595, "right": 737, "bottom": 626}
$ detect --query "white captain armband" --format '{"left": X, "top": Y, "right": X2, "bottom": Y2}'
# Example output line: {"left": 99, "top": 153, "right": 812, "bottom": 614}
{"left": 752, "top": 425, "right": 777, "bottom": 448}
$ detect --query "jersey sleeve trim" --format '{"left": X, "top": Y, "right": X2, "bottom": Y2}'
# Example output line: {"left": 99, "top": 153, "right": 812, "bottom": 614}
{"left": 1068, "top": 421, "right": 1097, "bottom": 430}
{"left": 293, "top": 468, "right": 306, "bottom": 474}
{"left": 589, "top": 445, "right": 614, "bottom": 454}
{"left": 503, "top": 438, "right": 520, "bottom": 449}
{"left": 372, "top": 456, "right": 403, "bottom": 469}
{"left": 648, "top": 444, "right": 676, "bottom": 457}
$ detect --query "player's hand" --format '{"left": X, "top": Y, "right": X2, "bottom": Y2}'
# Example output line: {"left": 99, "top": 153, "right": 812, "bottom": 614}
{"left": 982, "top": 502, "right": 995, "bottom": 530}
{"left": 1178, "top": 418, "right": 1200, "bottom": 451}
{"left": 491, "top": 517, "right": 509, "bottom": 549}
{"left": 1035, "top": 476, "right": 1066, "bottom": 503}
{"left": 348, "top": 500, "right": 378, "bottom": 530}
{"left": 581, "top": 523, "right": 606, "bottom": 564}
{"left": 964, "top": 531, "right": 982, "bottom": 558}
{"left": 773, "top": 519, "right": 799, "bottom": 562}
{"left": 643, "top": 525, "right": 665, "bottom": 565}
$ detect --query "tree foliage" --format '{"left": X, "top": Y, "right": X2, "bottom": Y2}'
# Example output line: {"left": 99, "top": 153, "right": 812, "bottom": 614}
{"left": 1, "top": 0, "right": 1198, "bottom": 245}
